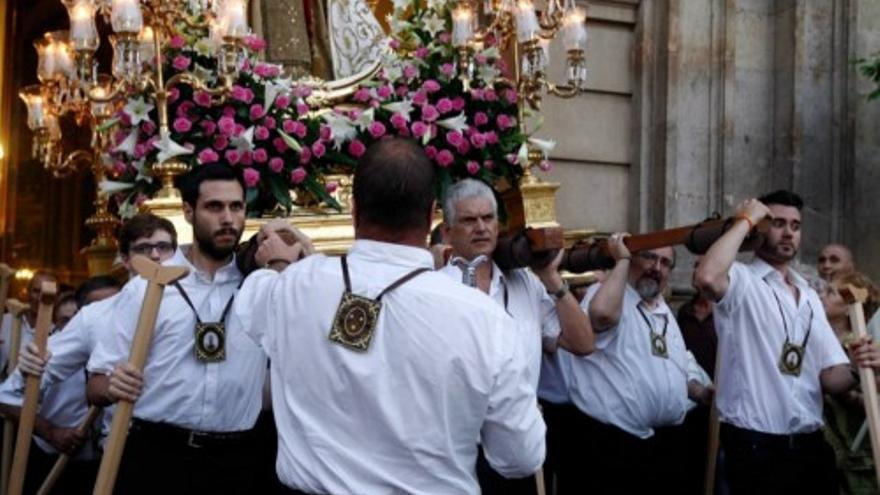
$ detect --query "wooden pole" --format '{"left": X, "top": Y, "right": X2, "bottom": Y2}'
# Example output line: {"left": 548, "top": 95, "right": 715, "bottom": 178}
{"left": 92, "top": 256, "right": 188, "bottom": 495}
{"left": 840, "top": 285, "right": 880, "bottom": 486}
{"left": 35, "top": 406, "right": 102, "bottom": 495}
{"left": 0, "top": 300, "right": 28, "bottom": 495}
{"left": 703, "top": 349, "right": 723, "bottom": 495}
{"left": 7, "top": 282, "right": 56, "bottom": 495}
{"left": 0, "top": 264, "right": 13, "bottom": 317}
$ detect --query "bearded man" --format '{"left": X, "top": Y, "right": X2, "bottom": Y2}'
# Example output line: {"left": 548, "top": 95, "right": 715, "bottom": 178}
{"left": 565, "top": 235, "right": 712, "bottom": 494}
{"left": 86, "top": 164, "right": 267, "bottom": 494}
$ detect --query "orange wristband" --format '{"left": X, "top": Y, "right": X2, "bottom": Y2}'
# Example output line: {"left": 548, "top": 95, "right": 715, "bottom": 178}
{"left": 734, "top": 213, "right": 754, "bottom": 230}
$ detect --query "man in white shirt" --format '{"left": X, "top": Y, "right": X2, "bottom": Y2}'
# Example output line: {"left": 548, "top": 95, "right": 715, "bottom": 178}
{"left": 437, "top": 178, "right": 594, "bottom": 495}
{"left": 86, "top": 164, "right": 266, "bottom": 494}
{"left": 694, "top": 190, "right": 870, "bottom": 494}
{"left": 568, "top": 235, "right": 712, "bottom": 494}
{"left": 0, "top": 214, "right": 177, "bottom": 494}
{"left": 236, "top": 137, "right": 546, "bottom": 495}
{"left": 0, "top": 271, "right": 57, "bottom": 372}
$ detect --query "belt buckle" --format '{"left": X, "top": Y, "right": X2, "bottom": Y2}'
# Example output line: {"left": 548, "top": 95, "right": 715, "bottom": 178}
{"left": 187, "top": 430, "right": 204, "bottom": 449}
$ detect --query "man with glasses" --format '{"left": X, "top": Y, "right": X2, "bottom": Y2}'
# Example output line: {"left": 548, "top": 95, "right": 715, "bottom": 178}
{"left": 566, "top": 235, "right": 711, "bottom": 494}
{"left": 694, "top": 190, "right": 873, "bottom": 494}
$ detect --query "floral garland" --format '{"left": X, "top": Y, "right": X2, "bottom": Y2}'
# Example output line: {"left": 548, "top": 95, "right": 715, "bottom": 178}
{"left": 105, "top": 0, "right": 541, "bottom": 218}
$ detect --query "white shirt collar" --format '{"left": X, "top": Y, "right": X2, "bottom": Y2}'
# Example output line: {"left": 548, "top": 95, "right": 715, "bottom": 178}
{"left": 348, "top": 239, "right": 434, "bottom": 270}
{"left": 166, "top": 245, "right": 241, "bottom": 284}
{"left": 748, "top": 256, "right": 810, "bottom": 292}
{"left": 624, "top": 283, "right": 670, "bottom": 316}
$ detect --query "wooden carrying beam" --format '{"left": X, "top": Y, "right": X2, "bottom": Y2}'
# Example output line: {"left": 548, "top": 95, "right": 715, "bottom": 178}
{"left": 493, "top": 227, "right": 565, "bottom": 271}
{"left": 561, "top": 217, "right": 769, "bottom": 274}
{"left": 840, "top": 285, "right": 880, "bottom": 486}
{"left": 36, "top": 406, "right": 102, "bottom": 495}
{"left": 0, "top": 300, "right": 29, "bottom": 495}
{"left": 92, "top": 256, "right": 188, "bottom": 495}
{"left": 7, "top": 283, "right": 56, "bottom": 495}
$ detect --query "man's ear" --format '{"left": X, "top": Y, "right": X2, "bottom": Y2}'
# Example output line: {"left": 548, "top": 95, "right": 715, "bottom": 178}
{"left": 183, "top": 201, "right": 194, "bottom": 225}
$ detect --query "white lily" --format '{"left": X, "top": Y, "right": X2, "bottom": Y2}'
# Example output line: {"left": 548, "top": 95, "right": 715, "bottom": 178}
{"left": 477, "top": 64, "right": 499, "bottom": 82}
{"left": 132, "top": 158, "right": 152, "bottom": 183}
{"left": 426, "top": 0, "right": 446, "bottom": 12}
{"left": 516, "top": 142, "right": 529, "bottom": 166}
{"left": 231, "top": 126, "right": 255, "bottom": 153}
{"left": 422, "top": 13, "right": 446, "bottom": 37}
{"left": 192, "top": 62, "right": 216, "bottom": 84}
{"left": 387, "top": 15, "right": 412, "bottom": 35}
{"left": 153, "top": 131, "right": 193, "bottom": 164}
{"left": 322, "top": 112, "right": 358, "bottom": 150}
{"left": 114, "top": 129, "right": 139, "bottom": 156}
{"left": 436, "top": 113, "right": 468, "bottom": 133}
{"left": 123, "top": 96, "right": 154, "bottom": 126}
{"left": 382, "top": 99, "right": 414, "bottom": 121}
{"left": 352, "top": 108, "right": 375, "bottom": 131}
{"left": 528, "top": 137, "right": 556, "bottom": 156}
{"left": 118, "top": 199, "right": 139, "bottom": 220}
{"left": 480, "top": 46, "right": 500, "bottom": 60}
{"left": 277, "top": 130, "right": 303, "bottom": 153}
{"left": 99, "top": 180, "right": 135, "bottom": 194}
{"left": 391, "top": 0, "right": 410, "bottom": 11}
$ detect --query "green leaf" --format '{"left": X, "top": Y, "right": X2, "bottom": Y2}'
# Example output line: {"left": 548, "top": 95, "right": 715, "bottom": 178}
{"left": 245, "top": 186, "right": 258, "bottom": 206}
{"left": 268, "top": 176, "right": 293, "bottom": 213}
{"left": 96, "top": 117, "right": 121, "bottom": 133}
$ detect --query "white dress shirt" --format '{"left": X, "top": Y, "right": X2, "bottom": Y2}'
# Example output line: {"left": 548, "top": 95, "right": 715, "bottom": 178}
{"left": 232, "top": 240, "right": 546, "bottom": 494}
{"left": 568, "top": 283, "right": 703, "bottom": 438}
{"left": 537, "top": 349, "right": 573, "bottom": 404}
{"left": 0, "top": 314, "right": 34, "bottom": 374}
{"left": 438, "top": 261, "right": 561, "bottom": 390}
{"left": 714, "top": 258, "right": 848, "bottom": 434}
{"left": 88, "top": 247, "right": 266, "bottom": 432}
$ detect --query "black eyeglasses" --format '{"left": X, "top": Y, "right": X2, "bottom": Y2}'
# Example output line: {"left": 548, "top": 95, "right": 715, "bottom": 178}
{"left": 636, "top": 251, "right": 674, "bottom": 269}
{"left": 129, "top": 242, "right": 175, "bottom": 256}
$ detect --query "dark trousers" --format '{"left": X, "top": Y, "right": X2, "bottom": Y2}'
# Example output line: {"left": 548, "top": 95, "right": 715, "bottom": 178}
{"left": 539, "top": 400, "right": 580, "bottom": 495}
{"left": 114, "top": 418, "right": 260, "bottom": 495}
{"left": 721, "top": 423, "right": 838, "bottom": 495}
{"left": 476, "top": 445, "right": 538, "bottom": 495}
{"left": 572, "top": 410, "right": 686, "bottom": 495}
{"left": 23, "top": 442, "right": 98, "bottom": 495}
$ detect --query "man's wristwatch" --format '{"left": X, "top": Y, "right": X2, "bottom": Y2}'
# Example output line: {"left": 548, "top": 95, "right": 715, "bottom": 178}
{"left": 548, "top": 280, "right": 570, "bottom": 302}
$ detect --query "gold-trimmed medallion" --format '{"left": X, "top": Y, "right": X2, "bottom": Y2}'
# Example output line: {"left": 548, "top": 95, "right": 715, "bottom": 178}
{"left": 778, "top": 342, "right": 804, "bottom": 376}
{"left": 329, "top": 291, "right": 381, "bottom": 351}
{"left": 195, "top": 322, "right": 227, "bottom": 362}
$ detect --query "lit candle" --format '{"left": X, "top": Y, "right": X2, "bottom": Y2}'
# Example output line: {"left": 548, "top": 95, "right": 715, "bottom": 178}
{"left": 515, "top": 0, "right": 539, "bottom": 42}
{"left": 55, "top": 42, "right": 76, "bottom": 78}
{"left": 40, "top": 42, "right": 59, "bottom": 80}
{"left": 562, "top": 7, "right": 586, "bottom": 51}
{"left": 138, "top": 26, "right": 155, "bottom": 65}
{"left": 452, "top": 8, "right": 473, "bottom": 47}
{"left": 222, "top": 0, "right": 248, "bottom": 37}
{"left": 20, "top": 86, "right": 46, "bottom": 130}
{"left": 68, "top": 1, "right": 99, "bottom": 50}
{"left": 111, "top": 0, "right": 143, "bottom": 33}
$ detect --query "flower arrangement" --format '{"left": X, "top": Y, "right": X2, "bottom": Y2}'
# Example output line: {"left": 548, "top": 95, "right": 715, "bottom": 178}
{"left": 105, "top": 0, "right": 540, "bottom": 217}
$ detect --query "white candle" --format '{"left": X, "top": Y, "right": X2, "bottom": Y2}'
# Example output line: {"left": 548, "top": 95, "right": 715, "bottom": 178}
{"left": 452, "top": 8, "right": 473, "bottom": 47}
{"left": 562, "top": 7, "right": 586, "bottom": 51}
{"left": 69, "top": 1, "right": 98, "bottom": 50}
{"left": 56, "top": 43, "right": 76, "bottom": 78}
{"left": 28, "top": 98, "right": 45, "bottom": 130}
{"left": 515, "top": 0, "right": 539, "bottom": 42}
{"left": 111, "top": 0, "right": 143, "bottom": 33}
{"left": 222, "top": 0, "right": 248, "bottom": 37}
{"left": 138, "top": 26, "right": 155, "bottom": 65}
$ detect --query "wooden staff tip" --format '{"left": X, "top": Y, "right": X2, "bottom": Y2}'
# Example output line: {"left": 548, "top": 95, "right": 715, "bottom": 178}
{"left": 5, "top": 299, "right": 28, "bottom": 315}
{"left": 39, "top": 281, "right": 57, "bottom": 302}
{"left": 130, "top": 256, "right": 188, "bottom": 285}
{"left": 0, "top": 263, "right": 14, "bottom": 278}
{"left": 840, "top": 284, "right": 869, "bottom": 305}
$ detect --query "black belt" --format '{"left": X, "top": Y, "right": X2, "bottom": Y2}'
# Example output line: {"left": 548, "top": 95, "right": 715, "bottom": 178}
{"left": 130, "top": 417, "right": 254, "bottom": 449}
{"left": 721, "top": 422, "right": 825, "bottom": 451}
{"left": 276, "top": 487, "right": 329, "bottom": 495}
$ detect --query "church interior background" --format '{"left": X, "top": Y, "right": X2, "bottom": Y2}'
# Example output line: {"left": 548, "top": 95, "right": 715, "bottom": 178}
{"left": 0, "top": 0, "right": 878, "bottom": 299}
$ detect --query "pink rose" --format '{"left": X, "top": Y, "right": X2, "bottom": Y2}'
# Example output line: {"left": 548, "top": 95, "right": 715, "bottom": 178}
{"left": 198, "top": 148, "right": 219, "bottom": 164}
{"left": 274, "top": 95, "right": 291, "bottom": 109}
{"left": 113, "top": 161, "right": 127, "bottom": 176}
{"left": 296, "top": 102, "right": 310, "bottom": 116}
{"left": 253, "top": 148, "right": 268, "bottom": 163}
{"left": 484, "top": 89, "right": 498, "bottom": 102}
{"left": 440, "top": 63, "right": 455, "bottom": 77}
{"left": 311, "top": 141, "right": 326, "bottom": 158}
{"left": 168, "top": 35, "right": 185, "bottom": 49}
{"left": 200, "top": 120, "right": 217, "bottom": 136}
{"left": 213, "top": 135, "right": 229, "bottom": 150}
{"left": 412, "top": 91, "right": 428, "bottom": 106}
{"left": 326, "top": 182, "right": 338, "bottom": 193}
{"left": 272, "top": 137, "right": 287, "bottom": 153}
{"left": 470, "top": 88, "right": 484, "bottom": 101}
{"left": 173, "top": 117, "right": 192, "bottom": 133}
{"left": 353, "top": 88, "right": 372, "bottom": 102}
{"left": 368, "top": 122, "right": 386, "bottom": 139}
{"left": 218, "top": 116, "right": 236, "bottom": 136}
{"left": 194, "top": 91, "right": 212, "bottom": 107}
{"left": 240, "top": 151, "right": 253, "bottom": 166}
{"left": 347, "top": 139, "right": 366, "bottom": 158}
{"left": 435, "top": 149, "right": 454, "bottom": 167}
{"left": 249, "top": 104, "right": 265, "bottom": 120}
{"left": 224, "top": 149, "right": 241, "bottom": 165}
{"left": 376, "top": 85, "right": 393, "bottom": 100}
{"left": 483, "top": 159, "right": 494, "bottom": 169}
{"left": 175, "top": 101, "right": 194, "bottom": 118}
{"left": 470, "top": 133, "right": 486, "bottom": 149}
{"left": 503, "top": 89, "right": 518, "bottom": 105}
{"left": 390, "top": 113, "right": 407, "bottom": 129}
{"left": 421, "top": 105, "right": 439, "bottom": 122}
{"left": 319, "top": 125, "right": 331, "bottom": 142}
{"left": 231, "top": 85, "right": 253, "bottom": 103}
{"left": 243, "top": 168, "right": 260, "bottom": 187}
{"left": 485, "top": 131, "right": 499, "bottom": 145}
{"left": 422, "top": 80, "right": 441, "bottom": 93}
{"left": 451, "top": 97, "right": 466, "bottom": 111}
{"left": 223, "top": 106, "right": 236, "bottom": 117}
{"left": 282, "top": 119, "right": 296, "bottom": 134}
{"left": 254, "top": 126, "right": 270, "bottom": 140}
{"left": 466, "top": 160, "right": 480, "bottom": 175}
{"left": 474, "top": 112, "right": 489, "bottom": 127}
{"left": 436, "top": 98, "right": 453, "bottom": 114}
{"left": 396, "top": 85, "right": 409, "bottom": 97}
{"left": 411, "top": 121, "right": 428, "bottom": 138}
{"left": 424, "top": 146, "right": 437, "bottom": 159}
{"left": 290, "top": 167, "right": 307, "bottom": 184}
{"left": 254, "top": 63, "right": 280, "bottom": 78}
{"left": 243, "top": 35, "right": 267, "bottom": 51}
{"left": 403, "top": 65, "right": 419, "bottom": 79}
{"left": 291, "top": 121, "right": 307, "bottom": 139}
{"left": 388, "top": 39, "right": 401, "bottom": 50}
{"left": 299, "top": 146, "right": 312, "bottom": 164}
{"left": 234, "top": 124, "right": 245, "bottom": 136}
{"left": 141, "top": 120, "right": 157, "bottom": 135}
{"left": 456, "top": 141, "right": 471, "bottom": 155}
{"left": 167, "top": 87, "right": 180, "bottom": 103}
{"left": 445, "top": 130, "right": 464, "bottom": 147}
{"left": 415, "top": 47, "right": 430, "bottom": 59}
{"left": 268, "top": 157, "right": 284, "bottom": 173}
{"left": 496, "top": 114, "right": 516, "bottom": 130}
{"left": 539, "top": 160, "right": 552, "bottom": 171}
{"left": 172, "top": 55, "right": 191, "bottom": 71}
{"left": 263, "top": 116, "right": 276, "bottom": 129}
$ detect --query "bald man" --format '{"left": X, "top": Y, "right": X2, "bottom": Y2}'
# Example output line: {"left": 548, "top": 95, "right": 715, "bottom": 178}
{"left": 818, "top": 244, "right": 855, "bottom": 282}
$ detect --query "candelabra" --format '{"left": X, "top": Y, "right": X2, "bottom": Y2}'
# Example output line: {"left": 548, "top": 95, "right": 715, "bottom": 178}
{"left": 18, "top": 0, "right": 252, "bottom": 274}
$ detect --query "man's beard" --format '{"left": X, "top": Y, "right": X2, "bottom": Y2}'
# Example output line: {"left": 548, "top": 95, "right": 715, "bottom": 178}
{"left": 758, "top": 239, "right": 798, "bottom": 265}
{"left": 635, "top": 275, "right": 661, "bottom": 301}
{"left": 194, "top": 224, "right": 242, "bottom": 261}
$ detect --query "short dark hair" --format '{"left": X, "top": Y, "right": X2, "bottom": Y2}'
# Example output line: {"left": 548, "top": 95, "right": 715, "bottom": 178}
{"left": 353, "top": 138, "right": 436, "bottom": 232}
{"left": 119, "top": 213, "right": 178, "bottom": 256}
{"left": 75, "top": 275, "right": 121, "bottom": 308}
{"left": 759, "top": 190, "right": 804, "bottom": 210}
{"left": 177, "top": 163, "right": 246, "bottom": 208}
